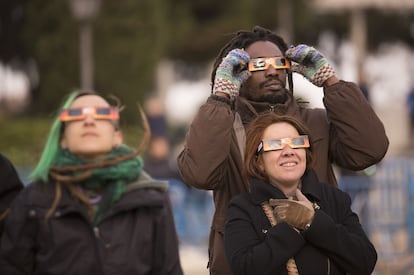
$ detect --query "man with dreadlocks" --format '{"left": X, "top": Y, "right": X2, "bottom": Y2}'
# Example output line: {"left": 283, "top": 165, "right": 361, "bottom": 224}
{"left": 0, "top": 91, "right": 183, "bottom": 275}
{"left": 177, "top": 26, "right": 388, "bottom": 274}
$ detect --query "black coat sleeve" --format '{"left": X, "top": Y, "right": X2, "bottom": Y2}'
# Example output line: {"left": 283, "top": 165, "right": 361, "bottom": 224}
{"left": 0, "top": 187, "right": 37, "bottom": 275}
{"left": 0, "top": 154, "right": 24, "bottom": 234}
{"left": 302, "top": 188, "right": 377, "bottom": 274}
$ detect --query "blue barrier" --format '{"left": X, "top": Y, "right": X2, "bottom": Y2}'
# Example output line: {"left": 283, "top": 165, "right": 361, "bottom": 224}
{"left": 166, "top": 179, "right": 214, "bottom": 245}
{"left": 339, "top": 157, "right": 414, "bottom": 262}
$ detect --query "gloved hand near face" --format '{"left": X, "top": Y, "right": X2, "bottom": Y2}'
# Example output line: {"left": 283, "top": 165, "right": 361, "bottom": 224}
{"left": 213, "top": 49, "right": 251, "bottom": 98}
{"left": 269, "top": 190, "right": 315, "bottom": 231}
{"left": 285, "top": 44, "right": 336, "bottom": 87}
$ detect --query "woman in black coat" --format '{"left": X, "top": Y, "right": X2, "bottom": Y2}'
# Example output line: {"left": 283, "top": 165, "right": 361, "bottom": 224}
{"left": 0, "top": 91, "right": 183, "bottom": 275}
{"left": 224, "top": 113, "right": 377, "bottom": 275}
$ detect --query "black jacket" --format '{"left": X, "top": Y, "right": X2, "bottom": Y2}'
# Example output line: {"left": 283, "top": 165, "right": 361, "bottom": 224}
{"left": 0, "top": 171, "right": 183, "bottom": 275}
{"left": 0, "top": 153, "right": 23, "bottom": 234}
{"left": 224, "top": 171, "right": 377, "bottom": 275}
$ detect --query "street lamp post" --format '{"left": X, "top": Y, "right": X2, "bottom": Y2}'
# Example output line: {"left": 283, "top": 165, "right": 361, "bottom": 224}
{"left": 69, "top": 0, "right": 101, "bottom": 91}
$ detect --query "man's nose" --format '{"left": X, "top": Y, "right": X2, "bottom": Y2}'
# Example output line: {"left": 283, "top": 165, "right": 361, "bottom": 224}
{"left": 265, "top": 65, "right": 281, "bottom": 77}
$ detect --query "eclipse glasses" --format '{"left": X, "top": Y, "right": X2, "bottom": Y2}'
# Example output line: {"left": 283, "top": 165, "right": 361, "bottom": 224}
{"left": 248, "top": 57, "right": 291, "bottom": 72}
{"left": 59, "top": 107, "right": 119, "bottom": 122}
{"left": 256, "top": 135, "right": 310, "bottom": 155}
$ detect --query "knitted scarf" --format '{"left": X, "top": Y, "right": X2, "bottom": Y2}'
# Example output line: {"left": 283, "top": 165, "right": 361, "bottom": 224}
{"left": 53, "top": 145, "right": 144, "bottom": 225}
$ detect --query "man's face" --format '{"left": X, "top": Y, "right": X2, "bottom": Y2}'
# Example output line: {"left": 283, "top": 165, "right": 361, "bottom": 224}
{"left": 240, "top": 41, "right": 289, "bottom": 104}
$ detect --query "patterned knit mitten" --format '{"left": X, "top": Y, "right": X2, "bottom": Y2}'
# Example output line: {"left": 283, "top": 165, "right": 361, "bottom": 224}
{"left": 285, "top": 44, "right": 336, "bottom": 87}
{"left": 213, "top": 49, "right": 251, "bottom": 98}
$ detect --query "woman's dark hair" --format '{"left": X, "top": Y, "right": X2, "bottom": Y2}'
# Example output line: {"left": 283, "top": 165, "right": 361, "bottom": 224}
{"left": 211, "top": 26, "right": 293, "bottom": 93}
{"left": 243, "top": 113, "right": 314, "bottom": 186}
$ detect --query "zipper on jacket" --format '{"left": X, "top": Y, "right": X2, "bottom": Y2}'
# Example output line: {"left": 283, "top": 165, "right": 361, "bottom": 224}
{"left": 327, "top": 258, "right": 330, "bottom": 275}
{"left": 93, "top": 226, "right": 100, "bottom": 239}
{"left": 270, "top": 105, "right": 275, "bottom": 112}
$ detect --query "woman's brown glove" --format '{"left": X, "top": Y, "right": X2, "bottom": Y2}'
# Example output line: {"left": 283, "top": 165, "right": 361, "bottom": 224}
{"left": 269, "top": 198, "right": 315, "bottom": 231}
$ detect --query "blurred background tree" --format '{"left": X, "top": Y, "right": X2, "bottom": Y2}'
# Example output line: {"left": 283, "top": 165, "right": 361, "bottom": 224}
{"left": 22, "top": 0, "right": 77, "bottom": 114}
{"left": 5, "top": 0, "right": 414, "bottom": 118}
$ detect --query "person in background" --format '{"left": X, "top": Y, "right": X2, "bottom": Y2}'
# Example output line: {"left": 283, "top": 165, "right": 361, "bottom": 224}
{"left": 0, "top": 153, "right": 23, "bottom": 234}
{"left": 143, "top": 95, "right": 183, "bottom": 182}
{"left": 224, "top": 113, "right": 377, "bottom": 275}
{"left": 144, "top": 95, "right": 213, "bottom": 245}
{"left": 144, "top": 123, "right": 190, "bottom": 242}
{"left": 177, "top": 25, "right": 388, "bottom": 274}
{"left": 143, "top": 95, "right": 190, "bottom": 242}
{"left": 0, "top": 91, "right": 183, "bottom": 275}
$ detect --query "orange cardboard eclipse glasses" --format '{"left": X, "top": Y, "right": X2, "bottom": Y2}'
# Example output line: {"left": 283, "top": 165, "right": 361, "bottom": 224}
{"left": 59, "top": 107, "right": 119, "bottom": 122}
{"left": 248, "top": 57, "right": 291, "bottom": 72}
{"left": 257, "top": 135, "right": 310, "bottom": 155}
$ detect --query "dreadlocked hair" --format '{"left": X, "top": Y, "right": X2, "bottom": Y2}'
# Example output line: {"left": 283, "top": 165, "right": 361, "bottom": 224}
{"left": 211, "top": 25, "right": 294, "bottom": 93}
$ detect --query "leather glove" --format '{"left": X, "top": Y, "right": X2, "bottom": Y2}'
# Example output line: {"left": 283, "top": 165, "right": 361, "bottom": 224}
{"left": 269, "top": 198, "right": 315, "bottom": 231}
{"left": 213, "top": 49, "right": 251, "bottom": 98}
{"left": 285, "top": 44, "right": 336, "bottom": 87}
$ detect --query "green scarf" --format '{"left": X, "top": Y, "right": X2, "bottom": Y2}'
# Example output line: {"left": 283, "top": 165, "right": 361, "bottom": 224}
{"left": 53, "top": 144, "right": 144, "bottom": 225}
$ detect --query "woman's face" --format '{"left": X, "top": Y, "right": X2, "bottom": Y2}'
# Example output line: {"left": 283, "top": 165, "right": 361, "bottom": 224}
{"left": 60, "top": 95, "right": 122, "bottom": 160}
{"left": 259, "top": 122, "right": 306, "bottom": 191}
